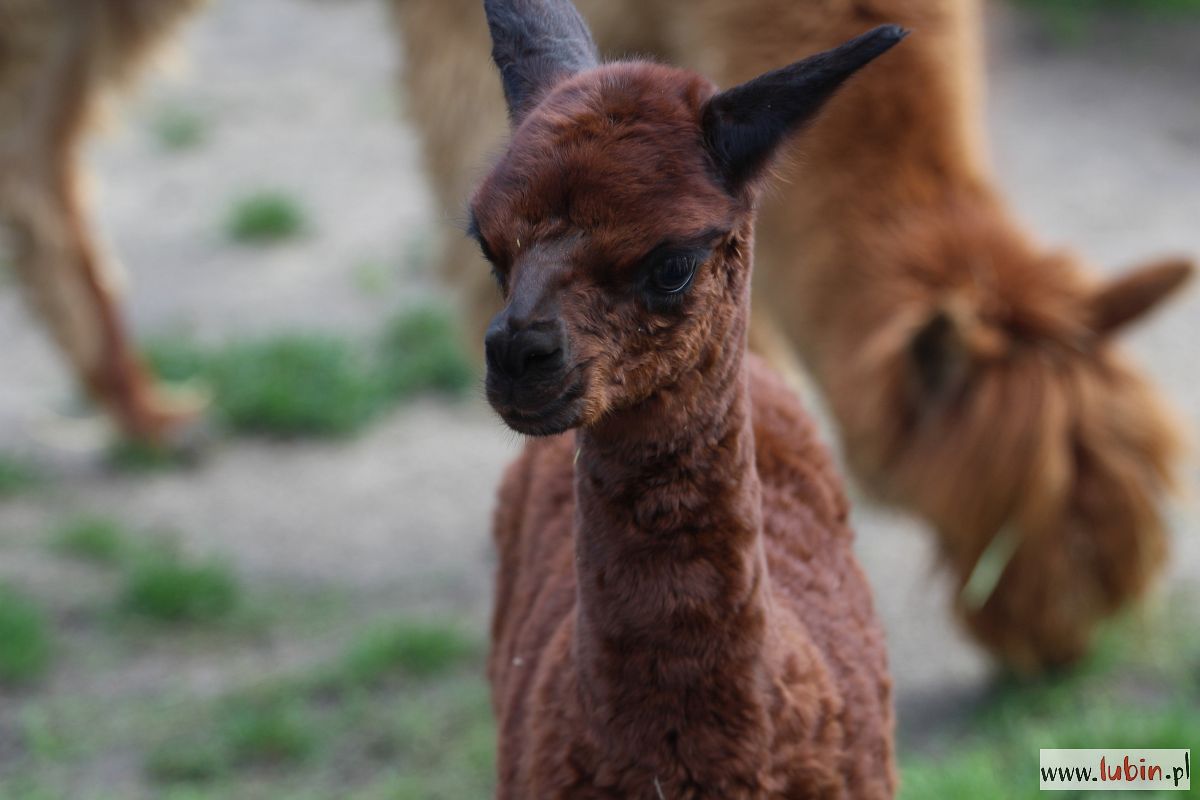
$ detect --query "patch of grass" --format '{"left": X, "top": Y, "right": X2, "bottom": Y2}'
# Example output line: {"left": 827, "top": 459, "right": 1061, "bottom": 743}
{"left": 218, "top": 693, "right": 318, "bottom": 768}
{"left": 143, "top": 336, "right": 210, "bottom": 384}
{"left": 146, "top": 737, "right": 228, "bottom": 785}
{"left": 902, "top": 702, "right": 1200, "bottom": 798}
{"left": 338, "top": 620, "right": 478, "bottom": 686}
{"left": 1015, "top": 0, "right": 1200, "bottom": 44}
{"left": 106, "top": 440, "right": 192, "bottom": 473}
{"left": 51, "top": 516, "right": 128, "bottom": 564}
{"left": 903, "top": 748, "right": 1009, "bottom": 799}
{"left": 154, "top": 107, "right": 207, "bottom": 151}
{"left": 143, "top": 618, "right": 491, "bottom": 794}
{"left": 141, "top": 303, "right": 472, "bottom": 440}
{"left": 145, "top": 333, "right": 378, "bottom": 437}
{"left": 121, "top": 550, "right": 239, "bottom": 624}
{"left": 901, "top": 602, "right": 1200, "bottom": 799}
{"left": 226, "top": 192, "right": 306, "bottom": 244}
{"left": 19, "top": 705, "right": 74, "bottom": 762}
{"left": 1017, "top": 0, "right": 1200, "bottom": 12}
{"left": 148, "top": 694, "right": 315, "bottom": 784}
{"left": 0, "top": 584, "right": 52, "bottom": 684}
{"left": 377, "top": 306, "right": 474, "bottom": 402}
{"left": 212, "top": 335, "right": 379, "bottom": 437}
{"left": 0, "top": 454, "right": 40, "bottom": 497}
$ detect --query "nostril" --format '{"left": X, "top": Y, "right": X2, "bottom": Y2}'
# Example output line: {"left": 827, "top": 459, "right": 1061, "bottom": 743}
{"left": 523, "top": 346, "right": 562, "bottom": 372}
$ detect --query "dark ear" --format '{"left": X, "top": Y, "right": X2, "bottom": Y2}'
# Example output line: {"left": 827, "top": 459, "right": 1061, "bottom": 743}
{"left": 702, "top": 24, "right": 907, "bottom": 189}
{"left": 1090, "top": 256, "right": 1195, "bottom": 335}
{"left": 483, "top": 0, "right": 600, "bottom": 124}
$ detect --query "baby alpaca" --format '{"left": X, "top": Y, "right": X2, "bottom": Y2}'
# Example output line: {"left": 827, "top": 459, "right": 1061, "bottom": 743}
{"left": 394, "top": 0, "right": 1194, "bottom": 671}
{"left": 475, "top": 1, "right": 901, "bottom": 796}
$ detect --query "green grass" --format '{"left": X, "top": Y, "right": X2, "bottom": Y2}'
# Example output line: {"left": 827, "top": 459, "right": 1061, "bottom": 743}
{"left": 146, "top": 737, "right": 230, "bottom": 785}
{"left": 145, "top": 334, "right": 211, "bottom": 384}
{"left": 213, "top": 335, "right": 379, "bottom": 436}
{"left": 154, "top": 107, "right": 207, "bottom": 151}
{"left": 900, "top": 605, "right": 1200, "bottom": 799}
{"left": 51, "top": 516, "right": 129, "bottom": 564}
{"left": 121, "top": 550, "right": 240, "bottom": 624}
{"left": 144, "top": 619, "right": 490, "bottom": 795}
{"left": 1018, "top": 0, "right": 1200, "bottom": 12}
{"left": 144, "top": 334, "right": 378, "bottom": 437}
{"left": 377, "top": 306, "right": 474, "bottom": 401}
{"left": 1015, "top": 0, "right": 1200, "bottom": 43}
{"left": 140, "top": 305, "right": 473, "bottom": 439}
{"left": 106, "top": 440, "right": 193, "bottom": 472}
{"left": 0, "top": 454, "right": 40, "bottom": 497}
{"left": 218, "top": 696, "right": 317, "bottom": 767}
{"left": 226, "top": 192, "right": 306, "bottom": 244}
{"left": 902, "top": 703, "right": 1200, "bottom": 798}
{"left": 336, "top": 620, "right": 479, "bottom": 686}
{"left": 148, "top": 694, "right": 316, "bottom": 783}
{"left": 0, "top": 584, "right": 52, "bottom": 684}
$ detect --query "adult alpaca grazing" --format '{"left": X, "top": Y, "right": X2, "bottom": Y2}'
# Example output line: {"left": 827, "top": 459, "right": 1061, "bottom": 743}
{"left": 0, "top": 0, "right": 208, "bottom": 442}
{"left": 474, "top": 2, "right": 901, "bottom": 796}
{"left": 392, "top": 0, "right": 1195, "bottom": 671}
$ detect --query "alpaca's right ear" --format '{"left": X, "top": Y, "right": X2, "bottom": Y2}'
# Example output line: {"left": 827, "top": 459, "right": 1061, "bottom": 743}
{"left": 483, "top": 0, "right": 599, "bottom": 124}
{"left": 1089, "top": 256, "right": 1195, "bottom": 336}
{"left": 702, "top": 24, "right": 907, "bottom": 190}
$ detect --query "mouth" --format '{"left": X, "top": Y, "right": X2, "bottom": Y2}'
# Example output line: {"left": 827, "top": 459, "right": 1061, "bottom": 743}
{"left": 489, "top": 378, "right": 586, "bottom": 437}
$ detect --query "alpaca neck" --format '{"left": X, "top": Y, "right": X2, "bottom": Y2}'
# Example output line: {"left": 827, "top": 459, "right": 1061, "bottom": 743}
{"left": 572, "top": 301, "right": 770, "bottom": 749}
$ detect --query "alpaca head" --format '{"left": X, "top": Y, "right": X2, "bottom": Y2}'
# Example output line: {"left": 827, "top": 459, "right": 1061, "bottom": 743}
{"left": 841, "top": 199, "right": 1194, "bottom": 667}
{"left": 471, "top": 0, "right": 905, "bottom": 435}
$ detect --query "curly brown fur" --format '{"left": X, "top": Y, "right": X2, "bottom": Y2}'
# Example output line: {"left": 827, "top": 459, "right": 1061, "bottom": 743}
{"left": 475, "top": 7, "right": 898, "bottom": 796}
{"left": 0, "top": 0, "right": 206, "bottom": 442}
{"left": 394, "top": 0, "right": 1194, "bottom": 671}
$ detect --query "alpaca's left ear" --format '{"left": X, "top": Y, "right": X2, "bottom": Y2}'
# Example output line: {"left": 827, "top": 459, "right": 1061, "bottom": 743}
{"left": 702, "top": 24, "right": 908, "bottom": 190}
{"left": 483, "top": 0, "right": 600, "bottom": 124}
{"left": 1090, "top": 256, "right": 1195, "bottom": 335}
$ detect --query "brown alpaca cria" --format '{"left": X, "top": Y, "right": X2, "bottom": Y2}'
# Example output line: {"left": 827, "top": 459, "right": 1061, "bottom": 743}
{"left": 393, "top": 0, "right": 1195, "bottom": 672}
{"left": 0, "top": 0, "right": 207, "bottom": 442}
{"left": 475, "top": 3, "right": 900, "bottom": 796}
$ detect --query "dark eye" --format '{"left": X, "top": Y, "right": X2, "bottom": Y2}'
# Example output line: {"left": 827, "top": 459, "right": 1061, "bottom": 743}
{"left": 651, "top": 254, "right": 698, "bottom": 295}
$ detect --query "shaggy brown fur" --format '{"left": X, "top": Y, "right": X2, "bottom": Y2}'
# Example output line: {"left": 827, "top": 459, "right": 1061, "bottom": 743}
{"left": 0, "top": 0, "right": 206, "bottom": 442}
{"left": 475, "top": 5, "right": 898, "bottom": 796}
{"left": 394, "top": 0, "right": 1195, "bottom": 671}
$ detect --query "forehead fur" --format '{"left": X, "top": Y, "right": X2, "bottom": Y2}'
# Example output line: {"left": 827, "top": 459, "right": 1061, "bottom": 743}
{"left": 472, "top": 62, "right": 738, "bottom": 267}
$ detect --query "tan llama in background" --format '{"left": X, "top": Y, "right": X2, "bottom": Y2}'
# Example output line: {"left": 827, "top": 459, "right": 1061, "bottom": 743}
{"left": 0, "top": 0, "right": 207, "bottom": 442}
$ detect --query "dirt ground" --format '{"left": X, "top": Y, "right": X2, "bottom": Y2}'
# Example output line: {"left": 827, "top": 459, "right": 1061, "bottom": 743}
{"left": 0, "top": 0, "right": 1197, "bottom": 764}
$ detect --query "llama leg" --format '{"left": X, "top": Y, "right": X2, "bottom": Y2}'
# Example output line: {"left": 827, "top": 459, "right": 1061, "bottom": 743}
{"left": 0, "top": 0, "right": 206, "bottom": 443}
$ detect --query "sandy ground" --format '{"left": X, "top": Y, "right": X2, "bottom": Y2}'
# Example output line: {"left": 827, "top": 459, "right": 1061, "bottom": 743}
{"left": 0, "top": 0, "right": 1197, "bottom": 747}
